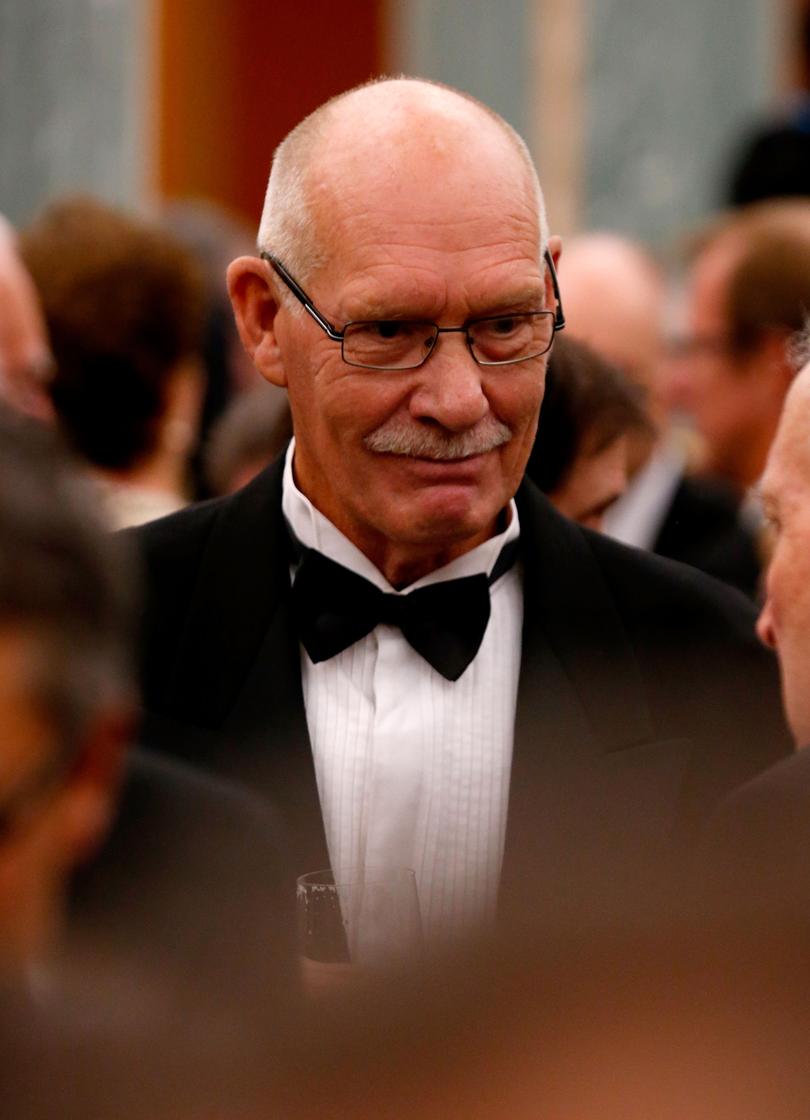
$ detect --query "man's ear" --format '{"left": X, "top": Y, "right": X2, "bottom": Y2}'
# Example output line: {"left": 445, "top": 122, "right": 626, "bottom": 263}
{"left": 227, "top": 256, "right": 288, "bottom": 388}
{"left": 547, "top": 234, "right": 562, "bottom": 267}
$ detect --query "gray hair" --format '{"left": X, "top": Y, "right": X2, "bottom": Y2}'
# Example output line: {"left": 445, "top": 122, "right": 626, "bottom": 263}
{"left": 0, "top": 407, "right": 135, "bottom": 746}
{"left": 257, "top": 76, "right": 548, "bottom": 287}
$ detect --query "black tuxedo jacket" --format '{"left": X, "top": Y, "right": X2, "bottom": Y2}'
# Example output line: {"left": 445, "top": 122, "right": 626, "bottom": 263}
{"left": 653, "top": 474, "right": 761, "bottom": 600}
{"left": 128, "top": 458, "right": 790, "bottom": 926}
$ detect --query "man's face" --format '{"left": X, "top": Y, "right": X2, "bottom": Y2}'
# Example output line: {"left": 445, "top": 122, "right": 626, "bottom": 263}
{"left": 676, "top": 241, "right": 768, "bottom": 487}
{"left": 271, "top": 145, "right": 551, "bottom": 581}
{"left": 550, "top": 434, "right": 630, "bottom": 531}
{"left": 756, "top": 372, "right": 810, "bottom": 746}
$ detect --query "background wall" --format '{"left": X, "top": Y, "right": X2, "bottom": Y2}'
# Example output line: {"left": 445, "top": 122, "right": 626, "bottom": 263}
{"left": 0, "top": 0, "right": 801, "bottom": 247}
{"left": 0, "top": 0, "right": 149, "bottom": 226}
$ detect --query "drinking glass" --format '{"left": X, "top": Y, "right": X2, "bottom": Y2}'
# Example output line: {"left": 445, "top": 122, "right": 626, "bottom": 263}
{"left": 296, "top": 866, "right": 422, "bottom": 993}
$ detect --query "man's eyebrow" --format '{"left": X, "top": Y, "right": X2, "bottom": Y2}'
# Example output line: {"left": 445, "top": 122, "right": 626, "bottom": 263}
{"left": 345, "top": 289, "right": 546, "bottom": 323}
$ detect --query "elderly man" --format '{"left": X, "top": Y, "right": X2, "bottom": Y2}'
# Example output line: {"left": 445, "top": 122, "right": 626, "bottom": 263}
{"left": 0, "top": 216, "right": 53, "bottom": 422}
{"left": 706, "top": 340, "right": 810, "bottom": 916}
{"left": 133, "top": 78, "right": 789, "bottom": 942}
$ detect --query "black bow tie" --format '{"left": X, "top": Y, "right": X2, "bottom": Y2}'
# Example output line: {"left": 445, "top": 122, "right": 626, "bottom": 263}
{"left": 291, "top": 541, "right": 518, "bottom": 682}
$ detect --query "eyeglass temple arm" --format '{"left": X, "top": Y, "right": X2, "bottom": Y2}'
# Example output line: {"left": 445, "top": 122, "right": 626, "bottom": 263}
{"left": 260, "top": 252, "right": 344, "bottom": 341}
{"left": 544, "top": 249, "right": 566, "bottom": 332}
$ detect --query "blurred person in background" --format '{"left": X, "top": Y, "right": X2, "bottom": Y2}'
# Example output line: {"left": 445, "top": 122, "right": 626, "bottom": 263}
{"left": 204, "top": 382, "right": 292, "bottom": 496}
{"left": 19, "top": 196, "right": 207, "bottom": 529}
{"left": 0, "top": 215, "right": 53, "bottom": 423}
{"left": 724, "top": 5, "right": 810, "bottom": 208}
{"left": 525, "top": 336, "right": 652, "bottom": 530}
{"left": 672, "top": 201, "right": 810, "bottom": 513}
{"left": 161, "top": 199, "right": 260, "bottom": 499}
{"left": 560, "top": 233, "right": 760, "bottom": 597}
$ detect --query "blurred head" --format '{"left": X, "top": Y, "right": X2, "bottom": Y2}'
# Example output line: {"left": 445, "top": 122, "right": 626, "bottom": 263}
{"left": 272, "top": 925, "right": 810, "bottom": 1120}
{"left": 675, "top": 201, "right": 810, "bottom": 492}
{"left": 19, "top": 197, "right": 206, "bottom": 478}
{"left": 0, "top": 215, "right": 53, "bottom": 423}
{"left": 0, "top": 408, "right": 134, "bottom": 972}
{"left": 558, "top": 234, "right": 665, "bottom": 428}
{"left": 204, "top": 384, "right": 292, "bottom": 496}
{"left": 756, "top": 339, "right": 810, "bottom": 747}
{"left": 228, "top": 78, "right": 562, "bottom": 586}
{"left": 526, "top": 337, "right": 652, "bottom": 530}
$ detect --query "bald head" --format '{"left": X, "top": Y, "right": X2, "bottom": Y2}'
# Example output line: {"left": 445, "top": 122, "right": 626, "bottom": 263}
{"left": 258, "top": 77, "right": 547, "bottom": 283}
{"left": 558, "top": 234, "right": 664, "bottom": 395}
{"left": 0, "top": 218, "right": 52, "bottom": 422}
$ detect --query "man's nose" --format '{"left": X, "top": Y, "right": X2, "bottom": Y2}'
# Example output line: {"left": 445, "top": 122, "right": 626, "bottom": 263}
{"left": 756, "top": 597, "right": 777, "bottom": 650}
{"left": 408, "top": 337, "right": 489, "bottom": 431}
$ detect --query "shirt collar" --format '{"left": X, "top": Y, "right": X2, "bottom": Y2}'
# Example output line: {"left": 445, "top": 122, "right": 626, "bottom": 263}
{"left": 281, "top": 439, "right": 520, "bottom": 594}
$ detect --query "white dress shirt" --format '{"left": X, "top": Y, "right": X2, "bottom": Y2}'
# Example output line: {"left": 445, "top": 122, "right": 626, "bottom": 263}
{"left": 282, "top": 443, "right": 523, "bottom": 945}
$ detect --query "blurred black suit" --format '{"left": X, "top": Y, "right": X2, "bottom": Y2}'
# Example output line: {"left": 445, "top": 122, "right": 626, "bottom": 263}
{"left": 652, "top": 475, "right": 761, "bottom": 600}
{"left": 68, "top": 748, "right": 295, "bottom": 1019}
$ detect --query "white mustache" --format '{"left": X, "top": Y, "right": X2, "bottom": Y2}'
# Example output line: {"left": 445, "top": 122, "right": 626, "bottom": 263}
{"left": 364, "top": 416, "right": 512, "bottom": 460}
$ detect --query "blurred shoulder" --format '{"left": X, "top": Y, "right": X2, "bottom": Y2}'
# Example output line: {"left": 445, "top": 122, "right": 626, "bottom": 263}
{"left": 121, "top": 454, "right": 285, "bottom": 570}
{"left": 583, "top": 521, "right": 760, "bottom": 641}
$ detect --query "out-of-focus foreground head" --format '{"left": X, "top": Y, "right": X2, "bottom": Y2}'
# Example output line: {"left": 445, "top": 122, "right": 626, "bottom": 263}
{"left": 557, "top": 234, "right": 666, "bottom": 427}
{"left": 228, "top": 77, "right": 561, "bottom": 585}
{"left": 0, "top": 215, "right": 53, "bottom": 423}
{"left": 756, "top": 330, "right": 810, "bottom": 747}
{"left": 677, "top": 200, "right": 810, "bottom": 493}
{"left": 0, "top": 407, "right": 134, "bottom": 974}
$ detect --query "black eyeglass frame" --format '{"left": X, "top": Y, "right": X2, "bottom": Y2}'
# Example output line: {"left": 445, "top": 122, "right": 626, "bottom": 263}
{"left": 260, "top": 249, "right": 566, "bottom": 371}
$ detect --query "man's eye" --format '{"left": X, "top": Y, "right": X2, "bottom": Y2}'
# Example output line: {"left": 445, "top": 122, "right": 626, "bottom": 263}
{"left": 490, "top": 316, "right": 520, "bottom": 335}
{"left": 373, "top": 321, "right": 411, "bottom": 340}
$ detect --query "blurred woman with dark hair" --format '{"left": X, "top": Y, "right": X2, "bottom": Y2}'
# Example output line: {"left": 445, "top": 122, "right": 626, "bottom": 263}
{"left": 20, "top": 196, "right": 206, "bottom": 528}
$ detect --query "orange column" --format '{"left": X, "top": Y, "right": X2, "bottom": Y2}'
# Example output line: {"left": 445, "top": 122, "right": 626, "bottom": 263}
{"left": 156, "top": 0, "right": 383, "bottom": 224}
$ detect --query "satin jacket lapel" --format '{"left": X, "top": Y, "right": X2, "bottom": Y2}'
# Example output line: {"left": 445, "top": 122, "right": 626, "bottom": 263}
{"left": 165, "top": 457, "right": 329, "bottom": 876}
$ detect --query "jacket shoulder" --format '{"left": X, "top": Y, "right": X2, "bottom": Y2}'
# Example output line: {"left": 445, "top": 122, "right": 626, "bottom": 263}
{"left": 584, "top": 524, "right": 760, "bottom": 641}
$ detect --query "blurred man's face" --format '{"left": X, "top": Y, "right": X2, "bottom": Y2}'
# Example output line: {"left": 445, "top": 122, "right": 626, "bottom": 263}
{"left": 756, "top": 369, "right": 810, "bottom": 746}
{"left": 549, "top": 434, "right": 630, "bottom": 531}
{"left": 0, "top": 237, "right": 53, "bottom": 423}
{"left": 245, "top": 109, "right": 555, "bottom": 585}
{"left": 677, "top": 240, "right": 775, "bottom": 489}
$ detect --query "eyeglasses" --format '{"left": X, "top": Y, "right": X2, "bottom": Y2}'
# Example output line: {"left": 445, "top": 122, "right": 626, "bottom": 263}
{"left": 260, "top": 250, "right": 566, "bottom": 371}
